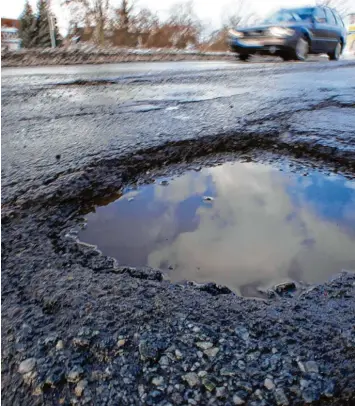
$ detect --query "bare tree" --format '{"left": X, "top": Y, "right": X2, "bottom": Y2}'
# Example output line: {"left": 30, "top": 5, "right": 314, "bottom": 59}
{"left": 317, "top": 0, "right": 352, "bottom": 18}
{"left": 64, "top": 0, "right": 111, "bottom": 45}
{"left": 114, "top": 0, "right": 135, "bottom": 30}
{"left": 203, "top": 0, "right": 255, "bottom": 51}
{"left": 165, "top": 1, "right": 202, "bottom": 48}
{"left": 221, "top": 0, "right": 255, "bottom": 28}
{"left": 130, "top": 8, "right": 160, "bottom": 33}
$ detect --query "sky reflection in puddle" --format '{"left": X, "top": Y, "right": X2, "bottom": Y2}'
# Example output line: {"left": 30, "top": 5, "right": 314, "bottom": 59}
{"left": 79, "top": 162, "right": 355, "bottom": 297}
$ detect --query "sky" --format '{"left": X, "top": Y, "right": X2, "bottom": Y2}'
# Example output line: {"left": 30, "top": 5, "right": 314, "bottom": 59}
{"left": 1, "top": 0, "right": 324, "bottom": 35}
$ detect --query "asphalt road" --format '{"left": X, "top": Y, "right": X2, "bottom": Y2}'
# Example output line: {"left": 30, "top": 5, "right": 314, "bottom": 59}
{"left": 2, "top": 60, "right": 355, "bottom": 406}
{"left": 2, "top": 59, "right": 355, "bottom": 206}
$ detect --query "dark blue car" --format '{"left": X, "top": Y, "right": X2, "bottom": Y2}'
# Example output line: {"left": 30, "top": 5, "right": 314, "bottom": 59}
{"left": 228, "top": 6, "right": 347, "bottom": 61}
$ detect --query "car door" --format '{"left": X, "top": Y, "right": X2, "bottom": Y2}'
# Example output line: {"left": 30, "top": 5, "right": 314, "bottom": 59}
{"left": 324, "top": 8, "right": 340, "bottom": 51}
{"left": 310, "top": 7, "right": 329, "bottom": 52}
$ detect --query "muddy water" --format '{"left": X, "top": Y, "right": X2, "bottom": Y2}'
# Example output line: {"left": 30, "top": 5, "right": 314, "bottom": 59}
{"left": 79, "top": 162, "right": 355, "bottom": 296}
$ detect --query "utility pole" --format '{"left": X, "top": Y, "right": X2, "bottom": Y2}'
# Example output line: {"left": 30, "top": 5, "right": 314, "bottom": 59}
{"left": 47, "top": 0, "right": 56, "bottom": 48}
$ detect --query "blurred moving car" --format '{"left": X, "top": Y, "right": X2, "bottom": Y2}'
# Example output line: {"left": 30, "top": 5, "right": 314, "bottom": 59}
{"left": 228, "top": 6, "right": 347, "bottom": 61}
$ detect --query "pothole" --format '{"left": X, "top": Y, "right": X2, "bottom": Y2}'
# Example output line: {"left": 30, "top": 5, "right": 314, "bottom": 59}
{"left": 78, "top": 161, "right": 355, "bottom": 297}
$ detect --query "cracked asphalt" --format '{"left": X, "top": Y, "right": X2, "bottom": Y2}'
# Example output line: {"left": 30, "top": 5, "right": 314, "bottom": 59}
{"left": 2, "top": 60, "right": 355, "bottom": 405}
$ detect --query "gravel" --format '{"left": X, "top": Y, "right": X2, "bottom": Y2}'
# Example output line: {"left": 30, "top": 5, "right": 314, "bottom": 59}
{"left": 18, "top": 358, "right": 36, "bottom": 374}
{"left": 2, "top": 170, "right": 355, "bottom": 405}
{"left": 2, "top": 61, "right": 355, "bottom": 406}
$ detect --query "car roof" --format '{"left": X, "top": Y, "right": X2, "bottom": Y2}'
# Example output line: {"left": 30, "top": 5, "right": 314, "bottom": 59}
{"left": 275, "top": 7, "right": 315, "bottom": 15}
{"left": 280, "top": 7, "right": 315, "bottom": 12}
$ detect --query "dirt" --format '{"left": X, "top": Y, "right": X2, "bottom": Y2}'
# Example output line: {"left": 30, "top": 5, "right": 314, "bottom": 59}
{"left": 1, "top": 48, "right": 234, "bottom": 68}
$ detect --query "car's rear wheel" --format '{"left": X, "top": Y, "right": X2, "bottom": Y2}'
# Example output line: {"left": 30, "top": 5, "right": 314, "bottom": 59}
{"left": 281, "top": 53, "right": 292, "bottom": 61}
{"left": 238, "top": 54, "right": 250, "bottom": 62}
{"left": 293, "top": 36, "right": 309, "bottom": 61}
{"left": 328, "top": 41, "right": 342, "bottom": 61}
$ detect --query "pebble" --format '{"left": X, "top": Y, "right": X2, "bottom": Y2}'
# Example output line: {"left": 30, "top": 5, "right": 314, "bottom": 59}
{"left": 72, "top": 337, "right": 90, "bottom": 348}
{"left": 204, "top": 347, "right": 219, "bottom": 357}
{"left": 159, "top": 356, "right": 169, "bottom": 366}
{"left": 247, "top": 351, "right": 260, "bottom": 361}
{"left": 216, "top": 386, "right": 226, "bottom": 398}
{"left": 236, "top": 381, "right": 252, "bottom": 393}
{"left": 183, "top": 372, "right": 199, "bottom": 387}
{"left": 44, "top": 335, "right": 58, "bottom": 345}
{"left": 56, "top": 340, "right": 64, "bottom": 350}
{"left": 302, "top": 387, "right": 320, "bottom": 403}
{"left": 171, "top": 393, "right": 184, "bottom": 404}
{"left": 235, "top": 327, "right": 250, "bottom": 341}
{"left": 75, "top": 380, "right": 88, "bottom": 397}
{"left": 33, "top": 385, "right": 43, "bottom": 396}
{"left": 264, "top": 378, "right": 275, "bottom": 390}
{"left": 274, "top": 388, "right": 289, "bottom": 405}
{"left": 67, "top": 366, "right": 84, "bottom": 383}
{"left": 175, "top": 349, "right": 183, "bottom": 359}
{"left": 117, "top": 339, "right": 126, "bottom": 348}
{"left": 152, "top": 376, "right": 164, "bottom": 386}
{"left": 202, "top": 377, "right": 215, "bottom": 392}
{"left": 233, "top": 395, "right": 245, "bottom": 405}
{"left": 305, "top": 361, "right": 319, "bottom": 373}
{"left": 275, "top": 281, "right": 296, "bottom": 294}
{"left": 23, "top": 370, "right": 37, "bottom": 384}
{"left": 289, "top": 385, "right": 301, "bottom": 396}
{"left": 297, "top": 361, "right": 306, "bottom": 373}
{"left": 196, "top": 341, "right": 213, "bottom": 350}
{"left": 254, "top": 389, "right": 263, "bottom": 399}
{"left": 138, "top": 384, "right": 145, "bottom": 398}
{"left": 18, "top": 358, "right": 36, "bottom": 374}
{"left": 237, "top": 360, "right": 246, "bottom": 370}
{"left": 220, "top": 368, "right": 235, "bottom": 376}
{"left": 139, "top": 340, "right": 158, "bottom": 361}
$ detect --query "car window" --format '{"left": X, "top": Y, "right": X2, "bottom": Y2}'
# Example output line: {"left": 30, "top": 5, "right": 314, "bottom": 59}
{"left": 332, "top": 10, "right": 344, "bottom": 27}
{"left": 325, "top": 8, "right": 336, "bottom": 25}
{"left": 264, "top": 10, "right": 301, "bottom": 24}
{"left": 290, "top": 7, "right": 314, "bottom": 22}
{"left": 314, "top": 7, "right": 326, "bottom": 23}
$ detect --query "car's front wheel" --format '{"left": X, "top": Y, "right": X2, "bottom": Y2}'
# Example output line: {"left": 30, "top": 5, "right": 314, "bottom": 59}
{"left": 328, "top": 41, "right": 342, "bottom": 61}
{"left": 293, "top": 36, "right": 309, "bottom": 61}
{"left": 238, "top": 54, "right": 250, "bottom": 62}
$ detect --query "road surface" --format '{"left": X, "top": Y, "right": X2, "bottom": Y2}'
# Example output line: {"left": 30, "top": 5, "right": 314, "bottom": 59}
{"left": 2, "top": 60, "right": 355, "bottom": 406}
{"left": 2, "top": 59, "right": 355, "bottom": 205}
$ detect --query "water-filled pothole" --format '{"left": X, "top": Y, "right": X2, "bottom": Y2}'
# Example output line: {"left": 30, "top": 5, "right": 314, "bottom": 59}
{"left": 79, "top": 161, "right": 355, "bottom": 297}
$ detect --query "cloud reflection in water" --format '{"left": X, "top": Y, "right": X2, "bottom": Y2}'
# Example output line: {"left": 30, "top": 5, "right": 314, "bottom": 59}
{"left": 80, "top": 162, "right": 355, "bottom": 296}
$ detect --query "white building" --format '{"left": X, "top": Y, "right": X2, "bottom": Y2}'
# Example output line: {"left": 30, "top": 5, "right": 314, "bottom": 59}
{"left": 1, "top": 27, "right": 21, "bottom": 51}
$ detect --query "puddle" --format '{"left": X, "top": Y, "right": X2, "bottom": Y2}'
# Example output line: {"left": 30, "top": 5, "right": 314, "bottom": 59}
{"left": 78, "top": 162, "right": 355, "bottom": 297}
